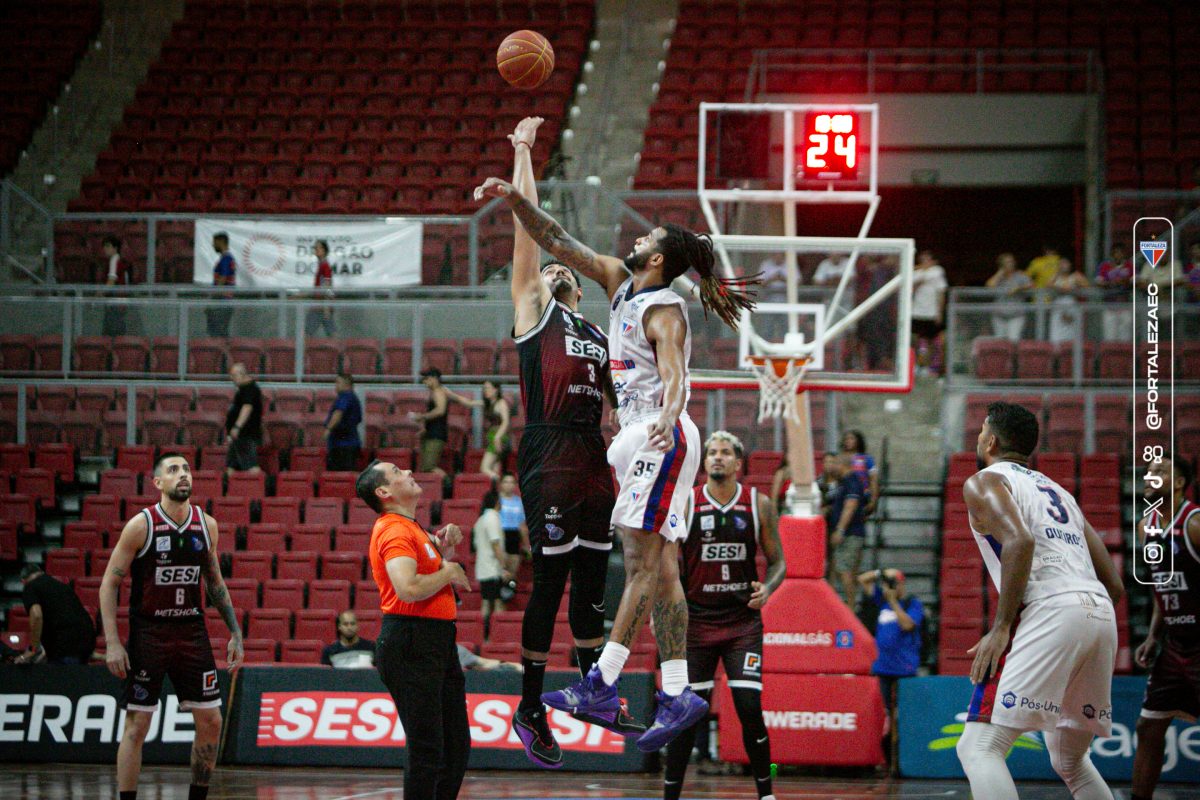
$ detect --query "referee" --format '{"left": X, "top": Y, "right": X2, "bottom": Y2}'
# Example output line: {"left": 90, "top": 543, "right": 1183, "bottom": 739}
{"left": 357, "top": 460, "right": 472, "bottom": 800}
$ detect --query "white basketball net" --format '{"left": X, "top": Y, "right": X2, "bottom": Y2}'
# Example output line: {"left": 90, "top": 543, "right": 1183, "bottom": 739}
{"left": 748, "top": 357, "right": 811, "bottom": 423}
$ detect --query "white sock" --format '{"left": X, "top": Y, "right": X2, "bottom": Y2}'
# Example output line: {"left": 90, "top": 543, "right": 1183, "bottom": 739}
{"left": 761, "top": 795, "right": 776, "bottom": 800}
{"left": 661, "top": 659, "right": 689, "bottom": 696}
{"left": 596, "top": 642, "right": 630, "bottom": 686}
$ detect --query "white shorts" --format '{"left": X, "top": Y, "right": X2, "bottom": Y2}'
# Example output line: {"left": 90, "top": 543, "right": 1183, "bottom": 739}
{"left": 608, "top": 412, "right": 700, "bottom": 542}
{"left": 966, "top": 591, "right": 1116, "bottom": 737}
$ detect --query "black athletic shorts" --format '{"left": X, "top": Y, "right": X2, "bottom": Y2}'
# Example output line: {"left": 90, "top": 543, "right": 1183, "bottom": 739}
{"left": 517, "top": 425, "right": 615, "bottom": 556}
{"left": 1142, "top": 637, "right": 1200, "bottom": 721}
{"left": 686, "top": 611, "right": 764, "bottom": 693}
{"left": 121, "top": 619, "right": 221, "bottom": 711}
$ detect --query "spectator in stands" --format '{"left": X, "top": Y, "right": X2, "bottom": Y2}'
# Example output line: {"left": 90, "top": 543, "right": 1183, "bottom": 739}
{"left": 100, "top": 234, "right": 135, "bottom": 336}
{"left": 857, "top": 567, "right": 924, "bottom": 766}
{"left": 324, "top": 372, "right": 363, "bottom": 471}
{"left": 473, "top": 489, "right": 511, "bottom": 638}
{"left": 1047, "top": 258, "right": 1090, "bottom": 344}
{"left": 911, "top": 250, "right": 948, "bottom": 376}
{"left": 821, "top": 453, "right": 867, "bottom": 606}
{"left": 758, "top": 252, "right": 790, "bottom": 304}
{"left": 321, "top": 610, "right": 375, "bottom": 668}
{"left": 770, "top": 458, "right": 792, "bottom": 515}
{"left": 410, "top": 367, "right": 451, "bottom": 474}
{"left": 1095, "top": 243, "right": 1134, "bottom": 341}
{"left": 984, "top": 252, "right": 1032, "bottom": 342}
{"left": 457, "top": 644, "right": 522, "bottom": 671}
{"left": 1025, "top": 244, "right": 1061, "bottom": 289}
{"left": 814, "top": 252, "right": 855, "bottom": 329}
{"left": 306, "top": 239, "right": 336, "bottom": 337}
{"left": 841, "top": 430, "right": 880, "bottom": 516}
{"left": 224, "top": 363, "right": 264, "bottom": 476}
{"left": 14, "top": 564, "right": 96, "bottom": 664}
{"left": 463, "top": 381, "right": 512, "bottom": 480}
{"left": 497, "top": 473, "right": 530, "bottom": 580}
{"left": 207, "top": 232, "right": 236, "bottom": 336}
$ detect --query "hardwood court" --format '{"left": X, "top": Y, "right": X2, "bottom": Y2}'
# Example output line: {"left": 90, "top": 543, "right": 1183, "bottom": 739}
{"left": 5, "top": 763, "right": 1184, "bottom": 800}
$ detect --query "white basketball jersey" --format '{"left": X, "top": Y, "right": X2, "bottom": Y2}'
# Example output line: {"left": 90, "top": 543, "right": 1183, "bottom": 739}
{"left": 969, "top": 461, "right": 1107, "bottom": 605}
{"left": 607, "top": 277, "right": 692, "bottom": 425}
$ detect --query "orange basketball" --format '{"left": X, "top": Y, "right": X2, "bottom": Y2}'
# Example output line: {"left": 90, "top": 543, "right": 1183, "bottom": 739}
{"left": 496, "top": 29, "right": 555, "bottom": 89}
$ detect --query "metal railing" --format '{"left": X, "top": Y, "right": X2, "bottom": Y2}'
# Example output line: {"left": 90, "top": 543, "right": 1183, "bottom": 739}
{"left": 945, "top": 287, "right": 1200, "bottom": 387}
{"left": 745, "top": 47, "right": 1102, "bottom": 99}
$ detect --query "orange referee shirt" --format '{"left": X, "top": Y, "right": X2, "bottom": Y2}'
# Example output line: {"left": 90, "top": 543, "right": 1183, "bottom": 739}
{"left": 369, "top": 513, "right": 457, "bottom": 621}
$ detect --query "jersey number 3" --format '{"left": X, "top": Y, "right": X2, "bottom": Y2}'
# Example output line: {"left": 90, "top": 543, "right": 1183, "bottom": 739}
{"left": 1037, "top": 486, "right": 1070, "bottom": 525}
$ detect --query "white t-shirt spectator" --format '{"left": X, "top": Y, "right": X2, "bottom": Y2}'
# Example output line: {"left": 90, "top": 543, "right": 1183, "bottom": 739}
{"left": 473, "top": 508, "right": 504, "bottom": 582}
{"left": 814, "top": 256, "right": 855, "bottom": 285}
{"left": 758, "top": 255, "right": 790, "bottom": 303}
{"left": 912, "top": 264, "right": 948, "bottom": 322}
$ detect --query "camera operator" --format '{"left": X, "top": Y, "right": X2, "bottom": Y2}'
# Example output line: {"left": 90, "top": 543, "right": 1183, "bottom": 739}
{"left": 858, "top": 567, "right": 924, "bottom": 766}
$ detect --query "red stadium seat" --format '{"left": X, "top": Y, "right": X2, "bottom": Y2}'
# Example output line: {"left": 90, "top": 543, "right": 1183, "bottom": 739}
{"left": 277, "top": 551, "right": 320, "bottom": 582}
{"left": 35, "top": 443, "right": 75, "bottom": 483}
{"left": 276, "top": 471, "right": 316, "bottom": 498}
{"left": 248, "top": 609, "right": 291, "bottom": 642}
{"left": 354, "top": 579, "right": 380, "bottom": 610}
{"left": 189, "top": 470, "right": 224, "bottom": 503}
{"left": 45, "top": 548, "right": 86, "bottom": 582}
{"left": 347, "top": 500, "right": 377, "bottom": 526}
{"left": 74, "top": 576, "right": 103, "bottom": 608}
{"left": 306, "top": 498, "right": 345, "bottom": 526}
{"left": 334, "top": 526, "right": 371, "bottom": 553}
{"left": 342, "top": 339, "right": 381, "bottom": 375}
{"left": 155, "top": 388, "right": 193, "bottom": 413}
{"left": 81, "top": 494, "right": 121, "bottom": 526}
{"left": 211, "top": 497, "right": 252, "bottom": 530}
{"left": 317, "top": 471, "right": 356, "bottom": 499}
{"left": 16, "top": 468, "right": 56, "bottom": 508}
{"left": 63, "top": 522, "right": 103, "bottom": 551}
{"left": 290, "top": 524, "right": 332, "bottom": 552}
{"left": 227, "top": 472, "right": 266, "bottom": 499}
{"left": 224, "top": 578, "right": 259, "bottom": 611}
{"left": 321, "top": 552, "right": 364, "bottom": 581}
{"left": 230, "top": 551, "right": 273, "bottom": 582}
{"left": 116, "top": 445, "right": 155, "bottom": 473}
{"left": 290, "top": 447, "right": 327, "bottom": 474}
{"left": 242, "top": 638, "right": 278, "bottom": 663}
{"left": 295, "top": 609, "right": 337, "bottom": 640}
{"left": 262, "top": 579, "right": 305, "bottom": 609}
{"left": 273, "top": 390, "right": 314, "bottom": 416}
{"left": 383, "top": 339, "right": 414, "bottom": 376}
{"left": 280, "top": 639, "right": 323, "bottom": 664}
{"left": 245, "top": 523, "right": 286, "bottom": 552}
{"left": 309, "top": 579, "right": 351, "bottom": 611}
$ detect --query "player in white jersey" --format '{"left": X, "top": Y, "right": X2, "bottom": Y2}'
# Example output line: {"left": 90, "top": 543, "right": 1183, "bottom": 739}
{"left": 956, "top": 401, "right": 1124, "bottom": 800}
{"left": 474, "top": 174, "right": 757, "bottom": 751}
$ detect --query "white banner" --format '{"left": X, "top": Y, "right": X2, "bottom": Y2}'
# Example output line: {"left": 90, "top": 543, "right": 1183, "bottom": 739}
{"left": 192, "top": 219, "right": 423, "bottom": 288}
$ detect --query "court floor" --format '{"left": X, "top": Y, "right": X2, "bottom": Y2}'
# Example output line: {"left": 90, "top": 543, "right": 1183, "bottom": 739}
{"left": 5, "top": 764, "right": 1198, "bottom": 800}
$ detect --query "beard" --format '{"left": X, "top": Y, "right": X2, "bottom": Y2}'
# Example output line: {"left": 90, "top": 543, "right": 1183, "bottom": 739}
{"left": 551, "top": 277, "right": 575, "bottom": 301}
{"left": 707, "top": 464, "right": 728, "bottom": 480}
{"left": 624, "top": 250, "right": 651, "bottom": 272}
{"left": 167, "top": 485, "right": 191, "bottom": 502}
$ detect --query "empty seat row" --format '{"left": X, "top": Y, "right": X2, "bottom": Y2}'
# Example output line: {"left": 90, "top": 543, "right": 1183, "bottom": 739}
{"left": 971, "top": 337, "right": 1200, "bottom": 383}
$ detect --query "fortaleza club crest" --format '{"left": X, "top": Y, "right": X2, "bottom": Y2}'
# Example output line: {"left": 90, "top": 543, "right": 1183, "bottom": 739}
{"left": 1140, "top": 240, "right": 1167, "bottom": 268}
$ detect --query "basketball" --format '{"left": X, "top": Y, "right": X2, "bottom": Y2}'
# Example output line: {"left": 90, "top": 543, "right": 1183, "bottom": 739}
{"left": 496, "top": 29, "right": 555, "bottom": 89}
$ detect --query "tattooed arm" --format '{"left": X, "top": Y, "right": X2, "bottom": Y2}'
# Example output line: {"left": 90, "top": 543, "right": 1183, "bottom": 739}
{"left": 475, "top": 176, "right": 628, "bottom": 298}
{"left": 101, "top": 514, "right": 148, "bottom": 678}
{"left": 203, "top": 514, "right": 244, "bottom": 672}
{"left": 749, "top": 492, "right": 786, "bottom": 609}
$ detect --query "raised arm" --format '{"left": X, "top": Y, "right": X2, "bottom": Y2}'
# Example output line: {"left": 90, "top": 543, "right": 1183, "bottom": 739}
{"left": 962, "top": 471, "right": 1035, "bottom": 684}
{"left": 475, "top": 177, "right": 627, "bottom": 298}
{"left": 643, "top": 304, "right": 688, "bottom": 452}
{"left": 509, "top": 117, "right": 553, "bottom": 333}
{"left": 101, "top": 513, "right": 147, "bottom": 678}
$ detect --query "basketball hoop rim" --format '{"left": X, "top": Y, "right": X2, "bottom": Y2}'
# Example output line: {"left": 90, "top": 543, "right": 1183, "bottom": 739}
{"left": 689, "top": 348, "right": 917, "bottom": 394}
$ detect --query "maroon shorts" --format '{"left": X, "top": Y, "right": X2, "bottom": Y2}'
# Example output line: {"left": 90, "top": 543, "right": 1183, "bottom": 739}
{"left": 121, "top": 619, "right": 220, "bottom": 712}
{"left": 686, "top": 611, "right": 763, "bottom": 693}
{"left": 1142, "top": 638, "right": 1200, "bottom": 721}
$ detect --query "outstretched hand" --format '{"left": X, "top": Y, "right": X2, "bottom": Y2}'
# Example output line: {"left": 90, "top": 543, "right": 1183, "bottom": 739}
{"left": 509, "top": 116, "right": 543, "bottom": 149}
{"left": 473, "top": 177, "right": 517, "bottom": 202}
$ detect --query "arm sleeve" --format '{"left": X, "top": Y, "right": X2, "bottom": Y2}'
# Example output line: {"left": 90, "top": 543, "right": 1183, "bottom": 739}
{"left": 872, "top": 584, "right": 884, "bottom": 609}
{"left": 907, "top": 598, "right": 925, "bottom": 626}
{"left": 108, "top": 254, "right": 120, "bottom": 280}
{"left": 486, "top": 513, "right": 504, "bottom": 545}
{"left": 377, "top": 525, "right": 418, "bottom": 564}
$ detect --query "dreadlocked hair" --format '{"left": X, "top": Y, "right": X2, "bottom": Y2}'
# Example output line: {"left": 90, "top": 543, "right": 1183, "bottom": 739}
{"left": 658, "top": 223, "right": 760, "bottom": 330}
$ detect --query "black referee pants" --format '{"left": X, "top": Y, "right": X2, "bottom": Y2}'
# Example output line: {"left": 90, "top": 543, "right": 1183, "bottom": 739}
{"left": 376, "top": 615, "right": 470, "bottom": 800}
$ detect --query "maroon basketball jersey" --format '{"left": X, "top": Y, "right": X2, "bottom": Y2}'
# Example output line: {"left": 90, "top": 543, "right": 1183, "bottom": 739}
{"left": 1150, "top": 498, "right": 1200, "bottom": 645}
{"left": 515, "top": 299, "right": 609, "bottom": 428}
{"left": 128, "top": 503, "right": 210, "bottom": 623}
{"left": 682, "top": 483, "right": 760, "bottom": 621}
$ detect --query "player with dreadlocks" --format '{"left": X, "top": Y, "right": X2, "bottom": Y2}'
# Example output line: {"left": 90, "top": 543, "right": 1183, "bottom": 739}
{"left": 474, "top": 174, "right": 758, "bottom": 751}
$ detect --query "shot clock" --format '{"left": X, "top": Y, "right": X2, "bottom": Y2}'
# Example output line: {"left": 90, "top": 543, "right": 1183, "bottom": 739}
{"left": 800, "top": 111, "right": 860, "bottom": 182}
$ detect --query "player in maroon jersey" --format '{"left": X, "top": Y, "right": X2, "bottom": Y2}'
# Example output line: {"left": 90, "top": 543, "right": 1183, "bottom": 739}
{"left": 664, "top": 431, "right": 785, "bottom": 800}
{"left": 1132, "top": 456, "right": 1200, "bottom": 800}
{"left": 500, "top": 117, "right": 639, "bottom": 768}
{"left": 100, "top": 452, "right": 243, "bottom": 800}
